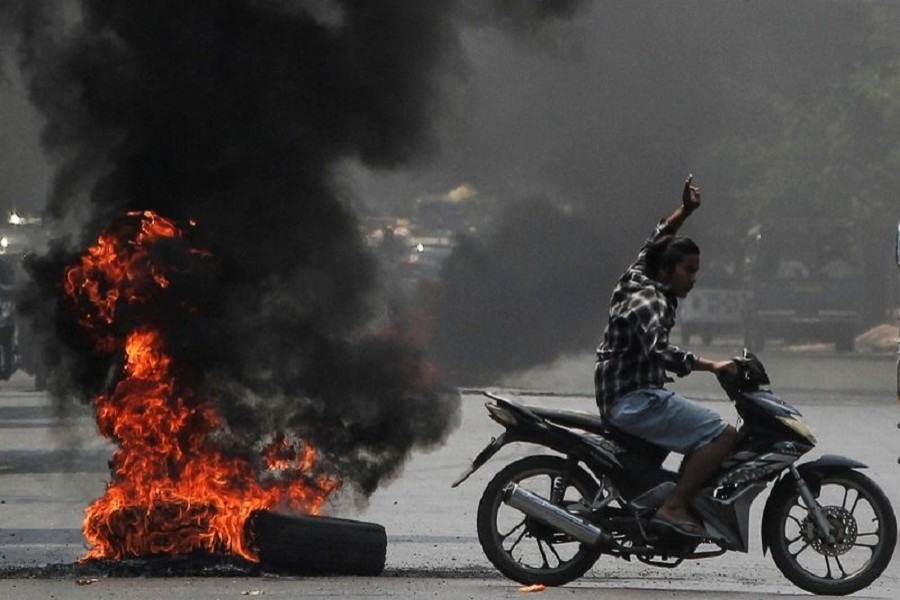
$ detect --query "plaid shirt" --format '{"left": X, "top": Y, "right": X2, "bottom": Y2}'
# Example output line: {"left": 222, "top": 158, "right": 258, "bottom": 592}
{"left": 595, "top": 219, "right": 697, "bottom": 410}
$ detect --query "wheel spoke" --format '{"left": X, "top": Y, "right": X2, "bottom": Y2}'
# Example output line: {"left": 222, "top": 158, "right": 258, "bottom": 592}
{"left": 536, "top": 538, "right": 550, "bottom": 568}
{"left": 499, "top": 518, "right": 526, "bottom": 542}
{"left": 545, "top": 540, "right": 564, "bottom": 564}
{"left": 856, "top": 531, "right": 880, "bottom": 538}
{"left": 823, "top": 554, "right": 834, "bottom": 579}
{"left": 841, "top": 487, "right": 850, "bottom": 510}
{"left": 506, "top": 527, "right": 528, "bottom": 555}
{"left": 786, "top": 514, "right": 805, "bottom": 528}
{"left": 852, "top": 541, "right": 878, "bottom": 550}
{"left": 833, "top": 555, "right": 848, "bottom": 580}
{"left": 789, "top": 540, "right": 811, "bottom": 559}
{"left": 785, "top": 533, "right": 804, "bottom": 544}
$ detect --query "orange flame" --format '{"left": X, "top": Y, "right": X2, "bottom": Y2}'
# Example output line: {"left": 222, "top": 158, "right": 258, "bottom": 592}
{"left": 66, "top": 211, "right": 339, "bottom": 561}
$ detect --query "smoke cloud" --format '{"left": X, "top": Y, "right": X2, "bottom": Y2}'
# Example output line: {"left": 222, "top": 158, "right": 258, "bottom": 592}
{"left": 430, "top": 197, "right": 627, "bottom": 385}
{"left": 424, "top": 2, "right": 891, "bottom": 384}
{"left": 8, "top": 0, "right": 889, "bottom": 493}
{"left": 2, "top": 0, "right": 473, "bottom": 498}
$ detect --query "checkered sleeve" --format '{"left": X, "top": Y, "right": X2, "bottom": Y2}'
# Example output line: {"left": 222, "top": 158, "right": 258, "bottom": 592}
{"left": 633, "top": 295, "right": 697, "bottom": 377}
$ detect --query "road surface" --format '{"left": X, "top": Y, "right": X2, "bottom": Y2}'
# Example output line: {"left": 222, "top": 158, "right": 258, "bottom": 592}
{"left": 1, "top": 348, "right": 898, "bottom": 598}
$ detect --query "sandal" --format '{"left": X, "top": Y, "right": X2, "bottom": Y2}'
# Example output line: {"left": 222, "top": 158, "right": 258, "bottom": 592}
{"left": 650, "top": 514, "right": 708, "bottom": 539}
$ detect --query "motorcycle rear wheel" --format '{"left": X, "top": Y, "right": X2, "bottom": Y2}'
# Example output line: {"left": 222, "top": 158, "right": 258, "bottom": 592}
{"left": 477, "top": 455, "right": 601, "bottom": 586}
{"left": 764, "top": 469, "right": 897, "bottom": 595}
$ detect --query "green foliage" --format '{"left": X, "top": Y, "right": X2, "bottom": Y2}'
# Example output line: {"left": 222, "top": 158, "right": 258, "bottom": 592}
{"left": 713, "top": 40, "right": 900, "bottom": 232}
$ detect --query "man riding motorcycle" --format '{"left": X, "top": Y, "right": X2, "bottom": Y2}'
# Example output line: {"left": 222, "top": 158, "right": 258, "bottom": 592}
{"left": 595, "top": 174, "right": 739, "bottom": 538}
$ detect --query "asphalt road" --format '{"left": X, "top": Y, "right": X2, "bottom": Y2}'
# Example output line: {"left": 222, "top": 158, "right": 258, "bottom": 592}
{"left": 1, "top": 348, "right": 899, "bottom": 599}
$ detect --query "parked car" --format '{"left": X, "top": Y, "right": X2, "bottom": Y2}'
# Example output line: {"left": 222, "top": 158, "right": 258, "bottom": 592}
{"left": 742, "top": 221, "right": 862, "bottom": 352}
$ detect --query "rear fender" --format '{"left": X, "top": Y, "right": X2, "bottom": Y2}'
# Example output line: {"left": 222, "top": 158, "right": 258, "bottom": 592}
{"left": 483, "top": 392, "right": 618, "bottom": 465}
{"left": 452, "top": 392, "right": 624, "bottom": 488}
{"left": 451, "top": 431, "right": 513, "bottom": 488}
{"left": 760, "top": 455, "right": 867, "bottom": 555}
{"left": 450, "top": 421, "right": 607, "bottom": 488}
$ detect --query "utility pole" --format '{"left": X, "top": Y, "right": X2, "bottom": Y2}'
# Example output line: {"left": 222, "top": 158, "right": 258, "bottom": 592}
{"left": 895, "top": 221, "right": 899, "bottom": 463}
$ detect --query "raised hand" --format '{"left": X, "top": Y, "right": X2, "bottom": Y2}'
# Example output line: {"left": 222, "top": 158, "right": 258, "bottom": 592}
{"left": 682, "top": 174, "right": 701, "bottom": 213}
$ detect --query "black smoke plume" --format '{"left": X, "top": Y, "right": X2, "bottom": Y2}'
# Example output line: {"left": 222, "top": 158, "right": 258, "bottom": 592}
{"left": 430, "top": 197, "right": 629, "bottom": 385}
{"left": 3, "top": 0, "right": 465, "bottom": 498}
{"left": 461, "top": 0, "right": 590, "bottom": 33}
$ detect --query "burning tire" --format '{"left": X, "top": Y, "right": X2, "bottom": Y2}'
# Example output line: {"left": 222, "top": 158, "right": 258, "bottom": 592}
{"left": 251, "top": 511, "right": 387, "bottom": 576}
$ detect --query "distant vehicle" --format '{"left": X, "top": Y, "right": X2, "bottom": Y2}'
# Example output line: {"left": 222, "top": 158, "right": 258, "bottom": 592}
{"left": 894, "top": 221, "right": 899, "bottom": 401}
{"left": 0, "top": 255, "right": 15, "bottom": 380}
{"left": 742, "top": 221, "right": 862, "bottom": 352}
{"left": 0, "top": 211, "right": 48, "bottom": 387}
{"left": 679, "top": 258, "right": 743, "bottom": 346}
{"left": 396, "top": 234, "right": 454, "bottom": 295}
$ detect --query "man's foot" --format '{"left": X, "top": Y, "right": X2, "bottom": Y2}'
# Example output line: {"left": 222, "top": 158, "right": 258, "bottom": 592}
{"left": 651, "top": 508, "right": 708, "bottom": 538}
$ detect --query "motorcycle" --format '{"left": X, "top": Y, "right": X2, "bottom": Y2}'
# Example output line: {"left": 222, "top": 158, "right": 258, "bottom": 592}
{"left": 452, "top": 351, "right": 897, "bottom": 595}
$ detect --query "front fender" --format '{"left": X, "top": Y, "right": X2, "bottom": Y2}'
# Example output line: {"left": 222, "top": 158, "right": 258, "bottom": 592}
{"left": 760, "top": 455, "right": 867, "bottom": 556}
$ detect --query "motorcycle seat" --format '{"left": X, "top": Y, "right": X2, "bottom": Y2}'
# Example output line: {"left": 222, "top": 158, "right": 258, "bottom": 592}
{"left": 528, "top": 406, "right": 608, "bottom": 435}
{"left": 530, "top": 405, "right": 669, "bottom": 460}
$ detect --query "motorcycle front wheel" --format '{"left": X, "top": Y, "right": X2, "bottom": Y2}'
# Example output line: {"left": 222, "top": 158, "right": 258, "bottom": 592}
{"left": 477, "top": 455, "right": 601, "bottom": 586}
{"left": 764, "top": 469, "right": 897, "bottom": 595}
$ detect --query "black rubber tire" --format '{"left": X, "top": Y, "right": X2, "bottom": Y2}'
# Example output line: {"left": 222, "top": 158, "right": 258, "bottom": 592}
{"left": 763, "top": 469, "right": 897, "bottom": 595}
{"left": 477, "top": 455, "right": 601, "bottom": 586}
{"left": 251, "top": 510, "right": 387, "bottom": 576}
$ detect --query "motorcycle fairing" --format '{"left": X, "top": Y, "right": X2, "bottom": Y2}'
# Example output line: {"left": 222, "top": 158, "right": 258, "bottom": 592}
{"left": 692, "top": 482, "right": 768, "bottom": 552}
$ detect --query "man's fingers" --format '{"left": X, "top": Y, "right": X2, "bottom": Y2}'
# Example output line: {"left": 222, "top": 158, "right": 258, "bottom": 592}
{"left": 682, "top": 175, "right": 694, "bottom": 201}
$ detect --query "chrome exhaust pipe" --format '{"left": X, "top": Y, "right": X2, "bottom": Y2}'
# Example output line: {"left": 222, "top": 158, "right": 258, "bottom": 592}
{"left": 501, "top": 484, "right": 613, "bottom": 547}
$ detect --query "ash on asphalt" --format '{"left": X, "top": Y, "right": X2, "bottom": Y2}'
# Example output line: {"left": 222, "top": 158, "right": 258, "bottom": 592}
{"left": 0, "top": 555, "right": 263, "bottom": 579}
{"left": 0, "top": 559, "right": 501, "bottom": 581}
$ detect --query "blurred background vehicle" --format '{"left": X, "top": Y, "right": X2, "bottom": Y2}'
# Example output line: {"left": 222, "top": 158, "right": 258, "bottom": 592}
{"left": 742, "top": 220, "right": 863, "bottom": 352}
{"left": 0, "top": 210, "right": 48, "bottom": 388}
{"left": 679, "top": 257, "right": 744, "bottom": 346}
{"left": 894, "top": 221, "right": 899, "bottom": 465}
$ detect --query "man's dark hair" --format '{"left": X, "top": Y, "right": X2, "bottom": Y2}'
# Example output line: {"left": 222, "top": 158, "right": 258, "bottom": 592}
{"left": 645, "top": 235, "right": 700, "bottom": 279}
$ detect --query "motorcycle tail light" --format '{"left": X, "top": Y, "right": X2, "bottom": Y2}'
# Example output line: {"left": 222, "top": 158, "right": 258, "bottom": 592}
{"left": 486, "top": 402, "right": 518, "bottom": 427}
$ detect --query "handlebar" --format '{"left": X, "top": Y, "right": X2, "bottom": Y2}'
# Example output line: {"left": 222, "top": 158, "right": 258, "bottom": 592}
{"left": 716, "top": 349, "right": 771, "bottom": 399}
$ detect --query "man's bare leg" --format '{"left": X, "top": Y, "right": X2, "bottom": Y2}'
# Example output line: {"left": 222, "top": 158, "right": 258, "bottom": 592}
{"left": 655, "top": 425, "right": 739, "bottom": 532}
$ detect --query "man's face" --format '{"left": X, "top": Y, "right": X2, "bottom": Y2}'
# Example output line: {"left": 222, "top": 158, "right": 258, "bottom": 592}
{"left": 663, "top": 253, "right": 700, "bottom": 298}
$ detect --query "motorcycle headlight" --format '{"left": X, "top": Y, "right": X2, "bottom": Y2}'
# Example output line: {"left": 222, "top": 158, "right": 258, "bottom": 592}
{"left": 777, "top": 415, "right": 817, "bottom": 445}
